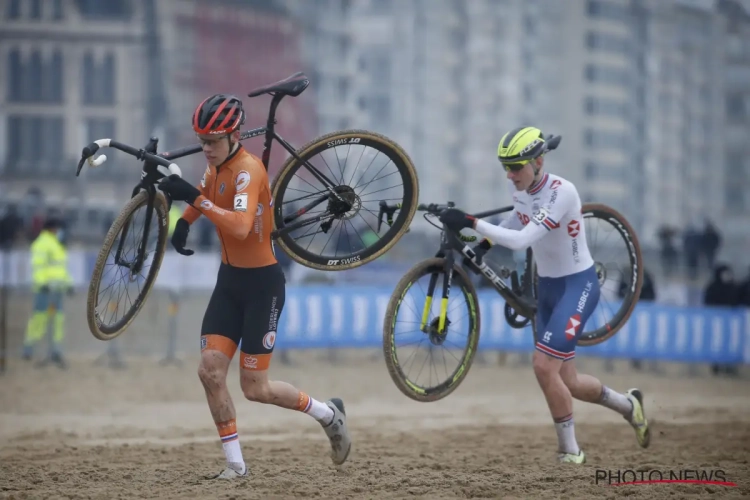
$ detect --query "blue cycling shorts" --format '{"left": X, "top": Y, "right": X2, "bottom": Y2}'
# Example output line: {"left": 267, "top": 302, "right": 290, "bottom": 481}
{"left": 534, "top": 265, "right": 600, "bottom": 361}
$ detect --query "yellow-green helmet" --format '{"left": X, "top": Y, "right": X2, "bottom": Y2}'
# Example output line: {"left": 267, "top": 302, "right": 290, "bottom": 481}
{"left": 497, "top": 126, "right": 546, "bottom": 167}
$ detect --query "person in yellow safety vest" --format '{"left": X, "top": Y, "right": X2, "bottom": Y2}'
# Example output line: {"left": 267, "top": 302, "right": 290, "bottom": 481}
{"left": 22, "top": 217, "right": 73, "bottom": 367}
{"left": 168, "top": 204, "right": 183, "bottom": 242}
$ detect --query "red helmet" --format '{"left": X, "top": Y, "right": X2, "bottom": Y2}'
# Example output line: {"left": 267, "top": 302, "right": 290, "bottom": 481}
{"left": 192, "top": 94, "right": 245, "bottom": 135}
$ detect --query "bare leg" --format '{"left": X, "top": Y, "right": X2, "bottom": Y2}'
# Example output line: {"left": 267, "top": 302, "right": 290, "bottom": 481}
{"left": 198, "top": 347, "right": 245, "bottom": 475}
{"left": 239, "top": 366, "right": 332, "bottom": 422}
{"left": 560, "top": 360, "right": 633, "bottom": 417}
{"left": 532, "top": 350, "right": 579, "bottom": 455}
{"left": 239, "top": 360, "right": 352, "bottom": 465}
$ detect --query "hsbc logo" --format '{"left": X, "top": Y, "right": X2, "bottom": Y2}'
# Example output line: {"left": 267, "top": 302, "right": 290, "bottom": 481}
{"left": 550, "top": 180, "right": 561, "bottom": 190}
{"left": 565, "top": 314, "right": 581, "bottom": 340}
{"left": 568, "top": 220, "right": 580, "bottom": 237}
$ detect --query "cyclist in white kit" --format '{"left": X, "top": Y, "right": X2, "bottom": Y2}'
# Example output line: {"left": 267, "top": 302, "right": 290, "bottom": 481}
{"left": 438, "top": 126, "right": 650, "bottom": 463}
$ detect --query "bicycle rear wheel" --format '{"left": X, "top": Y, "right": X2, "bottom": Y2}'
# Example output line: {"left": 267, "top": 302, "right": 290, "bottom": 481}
{"left": 271, "top": 129, "right": 419, "bottom": 271}
{"left": 382, "top": 258, "right": 480, "bottom": 402}
{"left": 532, "top": 203, "right": 643, "bottom": 347}
{"left": 86, "top": 190, "right": 169, "bottom": 340}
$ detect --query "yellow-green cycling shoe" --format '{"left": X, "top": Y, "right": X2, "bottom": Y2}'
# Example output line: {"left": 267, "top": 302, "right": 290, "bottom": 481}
{"left": 558, "top": 450, "right": 586, "bottom": 464}
{"left": 626, "top": 388, "right": 650, "bottom": 448}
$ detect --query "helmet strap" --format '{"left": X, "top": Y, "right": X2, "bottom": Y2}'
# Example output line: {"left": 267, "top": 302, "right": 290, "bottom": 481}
{"left": 532, "top": 158, "right": 542, "bottom": 178}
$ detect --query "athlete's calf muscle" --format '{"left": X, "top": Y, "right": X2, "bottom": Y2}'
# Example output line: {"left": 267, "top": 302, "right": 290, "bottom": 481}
{"left": 198, "top": 350, "right": 236, "bottom": 424}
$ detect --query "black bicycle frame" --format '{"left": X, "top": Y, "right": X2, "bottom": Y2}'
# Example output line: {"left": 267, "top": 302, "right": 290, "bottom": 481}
{"left": 426, "top": 204, "right": 536, "bottom": 319}
{"left": 153, "top": 93, "right": 346, "bottom": 238}
{"left": 105, "top": 91, "right": 357, "bottom": 273}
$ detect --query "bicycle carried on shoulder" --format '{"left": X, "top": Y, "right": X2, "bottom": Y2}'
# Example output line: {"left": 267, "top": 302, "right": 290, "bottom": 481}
{"left": 381, "top": 192, "right": 643, "bottom": 403}
{"left": 76, "top": 72, "right": 420, "bottom": 341}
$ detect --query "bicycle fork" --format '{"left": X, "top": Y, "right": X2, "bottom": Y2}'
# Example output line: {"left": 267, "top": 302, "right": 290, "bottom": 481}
{"left": 420, "top": 256, "right": 454, "bottom": 335}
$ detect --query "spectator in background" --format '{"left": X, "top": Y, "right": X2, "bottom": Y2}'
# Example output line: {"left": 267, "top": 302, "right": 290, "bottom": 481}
{"left": 0, "top": 204, "right": 24, "bottom": 249}
{"left": 28, "top": 207, "right": 46, "bottom": 242}
{"left": 167, "top": 204, "right": 184, "bottom": 250}
{"left": 657, "top": 226, "right": 679, "bottom": 277}
{"left": 22, "top": 217, "right": 73, "bottom": 368}
{"left": 607, "top": 268, "right": 658, "bottom": 374}
{"left": 703, "top": 263, "right": 740, "bottom": 377}
{"left": 701, "top": 220, "right": 721, "bottom": 272}
{"left": 683, "top": 225, "right": 702, "bottom": 280}
{"left": 738, "top": 266, "right": 750, "bottom": 308}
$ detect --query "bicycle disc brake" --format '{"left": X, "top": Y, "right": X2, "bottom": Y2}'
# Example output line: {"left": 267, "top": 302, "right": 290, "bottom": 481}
{"left": 320, "top": 185, "right": 358, "bottom": 234}
{"left": 426, "top": 316, "right": 451, "bottom": 345}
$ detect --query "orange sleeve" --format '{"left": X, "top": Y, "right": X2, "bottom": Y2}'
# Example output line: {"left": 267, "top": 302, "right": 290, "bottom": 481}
{"left": 191, "top": 163, "right": 262, "bottom": 240}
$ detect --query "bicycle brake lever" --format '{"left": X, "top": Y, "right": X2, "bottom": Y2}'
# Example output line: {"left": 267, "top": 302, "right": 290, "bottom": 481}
{"left": 377, "top": 200, "right": 401, "bottom": 232}
{"left": 76, "top": 158, "right": 85, "bottom": 177}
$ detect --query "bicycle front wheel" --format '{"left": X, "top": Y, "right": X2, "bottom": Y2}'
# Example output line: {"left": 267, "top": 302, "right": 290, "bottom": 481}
{"left": 382, "top": 258, "right": 480, "bottom": 402}
{"left": 86, "top": 190, "right": 169, "bottom": 341}
{"left": 271, "top": 129, "right": 419, "bottom": 271}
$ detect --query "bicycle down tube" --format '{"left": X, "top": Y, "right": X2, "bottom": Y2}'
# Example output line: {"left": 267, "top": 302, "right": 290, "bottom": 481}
{"left": 416, "top": 203, "right": 536, "bottom": 321}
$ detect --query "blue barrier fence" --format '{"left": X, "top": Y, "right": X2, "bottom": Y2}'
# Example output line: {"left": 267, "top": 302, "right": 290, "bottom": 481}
{"left": 275, "top": 286, "right": 750, "bottom": 364}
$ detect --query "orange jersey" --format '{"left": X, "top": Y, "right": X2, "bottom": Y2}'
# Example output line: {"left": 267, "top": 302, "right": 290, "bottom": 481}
{"left": 182, "top": 146, "right": 276, "bottom": 268}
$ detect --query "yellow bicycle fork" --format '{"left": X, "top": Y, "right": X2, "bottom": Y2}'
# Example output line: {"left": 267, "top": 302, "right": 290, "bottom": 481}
{"left": 420, "top": 266, "right": 452, "bottom": 333}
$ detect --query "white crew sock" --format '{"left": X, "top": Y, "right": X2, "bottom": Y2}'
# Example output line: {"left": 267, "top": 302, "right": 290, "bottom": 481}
{"left": 554, "top": 413, "right": 580, "bottom": 455}
{"left": 598, "top": 386, "right": 633, "bottom": 419}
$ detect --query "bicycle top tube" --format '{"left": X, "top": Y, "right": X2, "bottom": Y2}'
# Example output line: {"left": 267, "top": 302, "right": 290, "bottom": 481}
{"left": 159, "top": 127, "right": 269, "bottom": 162}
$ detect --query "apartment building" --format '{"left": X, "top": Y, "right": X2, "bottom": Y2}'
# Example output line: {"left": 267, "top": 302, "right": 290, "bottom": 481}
{"left": 0, "top": 0, "right": 150, "bottom": 212}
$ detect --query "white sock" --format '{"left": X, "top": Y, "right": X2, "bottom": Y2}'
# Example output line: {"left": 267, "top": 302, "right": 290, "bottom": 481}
{"left": 598, "top": 386, "right": 633, "bottom": 419}
{"left": 217, "top": 419, "right": 245, "bottom": 473}
{"left": 554, "top": 414, "right": 580, "bottom": 455}
{"left": 222, "top": 441, "right": 245, "bottom": 473}
{"left": 298, "top": 392, "right": 334, "bottom": 425}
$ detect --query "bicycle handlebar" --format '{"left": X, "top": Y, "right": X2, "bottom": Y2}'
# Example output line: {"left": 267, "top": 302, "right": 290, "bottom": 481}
{"left": 75, "top": 138, "right": 183, "bottom": 179}
{"left": 417, "top": 203, "right": 452, "bottom": 214}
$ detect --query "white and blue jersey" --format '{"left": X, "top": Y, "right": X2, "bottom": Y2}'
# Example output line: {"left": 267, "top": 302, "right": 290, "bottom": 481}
{"left": 474, "top": 173, "right": 600, "bottom": 360}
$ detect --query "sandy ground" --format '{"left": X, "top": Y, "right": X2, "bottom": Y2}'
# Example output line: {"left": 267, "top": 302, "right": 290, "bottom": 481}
{"left": 1, "top": 350, "right": 749, "bottom": 500}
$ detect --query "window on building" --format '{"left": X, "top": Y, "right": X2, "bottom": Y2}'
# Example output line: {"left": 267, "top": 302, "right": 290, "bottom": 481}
{"left": 76, "top": 0, "right": 132, "bottom": 20}
{"left": 40, "top": 50, "right": 64, "bottom": 103}
{"left": 27, "top": 51, "right": 43, "bottom": 102}
{"left": 81, "top": 51, "right": 116, "bottom": 105}
{"left": 584, "top": 64, "right": 630, "bottom": 86}
{"left": 6, "top": 0, "right": 21, "bottom": 19}
{"left": 585, "top": 129, "right": 625, "bottom": 149}
{"left": 30, "top": 0, "right": 42, "bottom": 19}
{"left": 586, "top": 32, "right": 630, "bottom": 56}
{"left": 584, "top": 96, "right": 627, "bottom": 118}
{"left": 586, "top": 0, "right": 630, "bottom": 23}
{"left": 5, "top": 115, "right": 65, "bottom": 174}
{"left": 52, "top": 0, "right": 64, "bottom": 19}
{"left": 726, "top": 94, "right": 746, "bottom": 123}
{"left": 7, "top": 49, "right": 23, "bottom": 102}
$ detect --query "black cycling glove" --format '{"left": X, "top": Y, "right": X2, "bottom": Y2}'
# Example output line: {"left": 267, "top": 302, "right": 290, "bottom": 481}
{"left": 159, "top": 174, "right": 201, "bottom": 205}
{"left": 171, "top": 218, "right": 194, "bottom": 256}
